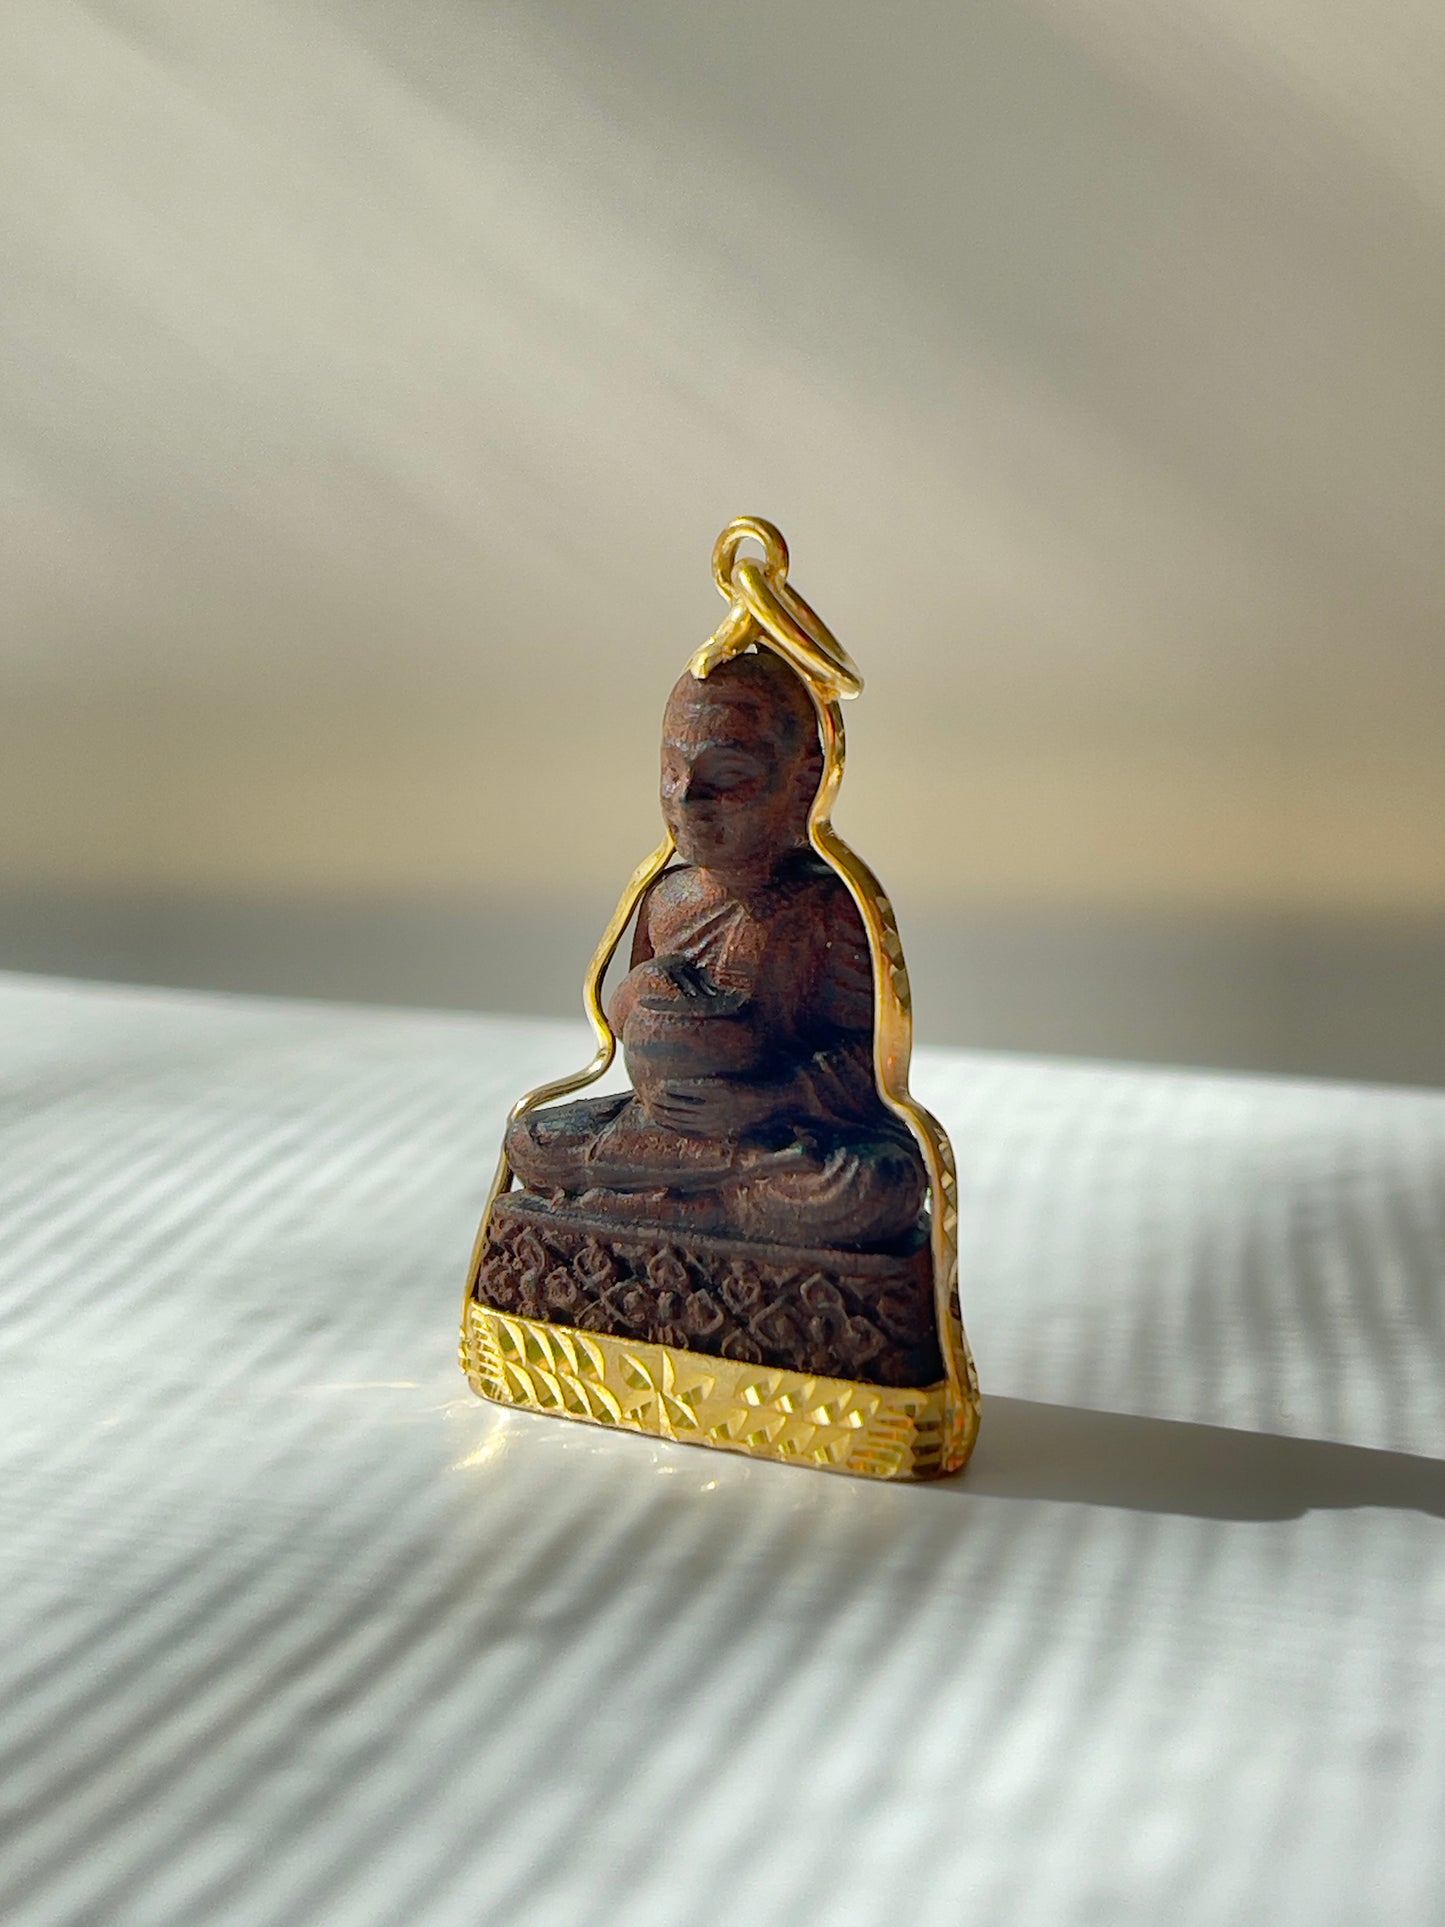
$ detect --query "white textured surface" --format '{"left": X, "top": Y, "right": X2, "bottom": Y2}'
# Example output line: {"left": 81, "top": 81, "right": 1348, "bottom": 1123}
{"left": 1, "top": 973, "right": 1442, "bottom": 1926}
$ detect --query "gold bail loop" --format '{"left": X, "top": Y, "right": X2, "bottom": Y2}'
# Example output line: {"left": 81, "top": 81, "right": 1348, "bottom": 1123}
{"left": 689, "top": 515, "right": 865, "bottom": 701}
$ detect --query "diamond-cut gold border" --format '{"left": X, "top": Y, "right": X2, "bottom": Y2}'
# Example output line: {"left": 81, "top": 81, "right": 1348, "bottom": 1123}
{"left": 463, "top": 1303, "right": 979, "bottom": 1481}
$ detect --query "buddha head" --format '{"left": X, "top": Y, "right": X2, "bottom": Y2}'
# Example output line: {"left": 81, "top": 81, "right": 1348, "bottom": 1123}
{"left": 660, "top": 650, "right": 825, "bottom": 878}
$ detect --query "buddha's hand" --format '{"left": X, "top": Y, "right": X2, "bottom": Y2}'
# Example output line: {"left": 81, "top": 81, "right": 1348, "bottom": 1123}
{"left": 611, "top": 954, "right": 748, "bottom": 1026}
{"left": 640, "top": 1074, "right": 788, "bottom": 1139}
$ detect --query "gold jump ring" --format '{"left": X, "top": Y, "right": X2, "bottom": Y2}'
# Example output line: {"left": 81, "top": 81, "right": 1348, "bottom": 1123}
{"left": 711, "top": 516, "right": 789, "bottom": 599}
{"left": 693, "top": 516, "right": 864, "bottom": 700}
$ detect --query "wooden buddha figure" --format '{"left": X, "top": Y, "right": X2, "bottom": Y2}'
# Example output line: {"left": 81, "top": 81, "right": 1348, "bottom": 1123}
{"left": 473, "top": 650, "right": 942, "bottom": 1388}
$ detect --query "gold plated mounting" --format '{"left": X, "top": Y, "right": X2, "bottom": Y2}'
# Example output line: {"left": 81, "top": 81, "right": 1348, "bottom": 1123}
{"left": 464, "top": 1304, "right": 976, "bottom": 1480}
{"left": 462, "top": 517, "right": 980, "bottom": 1479}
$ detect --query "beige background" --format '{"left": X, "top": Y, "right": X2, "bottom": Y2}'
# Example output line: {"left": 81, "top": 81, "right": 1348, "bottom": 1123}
{"left": 3, "top": 0, "right": 1443, "bottom": 1079}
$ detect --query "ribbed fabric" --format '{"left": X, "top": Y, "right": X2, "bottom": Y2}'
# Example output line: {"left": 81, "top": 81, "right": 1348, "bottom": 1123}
{"left": 1, "top": 975, "right": 1440, "bottom": 1926}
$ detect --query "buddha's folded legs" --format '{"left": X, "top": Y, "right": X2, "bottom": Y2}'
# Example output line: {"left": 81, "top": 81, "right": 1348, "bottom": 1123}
{"left": 721, "top": 1134, "right": 925, "bottom": 1246}
{"left": 505, "top": 1094, "right": 926, "bottom": 1248}
{"left": 506, "top": 1093, "right": 758, "bottom": 1192}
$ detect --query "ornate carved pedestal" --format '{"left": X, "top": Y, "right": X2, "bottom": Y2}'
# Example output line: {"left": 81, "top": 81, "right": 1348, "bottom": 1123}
{"left": 464, "top": 1202, "right": 969, "bottom": 1481}
{"left": 473, "top": 1195, "right": 943, "bottom": 1388}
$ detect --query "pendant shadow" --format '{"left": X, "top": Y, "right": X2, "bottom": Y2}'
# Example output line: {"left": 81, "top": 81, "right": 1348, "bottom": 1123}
{"left": 948, "top": 1396, "right": 1445, "bottom": 1521}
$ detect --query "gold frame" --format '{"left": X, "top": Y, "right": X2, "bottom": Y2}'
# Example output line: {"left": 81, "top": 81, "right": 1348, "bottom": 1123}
{"left": 462, "top": 517, "right": 980, "bottom": 1479}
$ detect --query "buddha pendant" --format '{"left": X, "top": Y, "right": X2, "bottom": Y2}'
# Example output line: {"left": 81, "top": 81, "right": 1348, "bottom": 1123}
{"left": 460, "top": 518, "right": 980, "bottom": 1479}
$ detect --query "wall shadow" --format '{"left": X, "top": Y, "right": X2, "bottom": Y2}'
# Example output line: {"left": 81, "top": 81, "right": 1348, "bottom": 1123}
{"left": 948, "top": 1396, "right": 1445, "bottom": 1521}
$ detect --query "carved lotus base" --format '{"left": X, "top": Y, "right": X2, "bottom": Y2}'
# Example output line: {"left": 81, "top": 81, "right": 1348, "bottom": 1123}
{"left": 472, "top": 1193, "right": 943, "bottom": 1388}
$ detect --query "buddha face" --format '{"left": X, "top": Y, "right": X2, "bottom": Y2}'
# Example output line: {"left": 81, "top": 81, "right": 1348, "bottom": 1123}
{"left": 660, "top": 653, "right": 823, "bottom": 877}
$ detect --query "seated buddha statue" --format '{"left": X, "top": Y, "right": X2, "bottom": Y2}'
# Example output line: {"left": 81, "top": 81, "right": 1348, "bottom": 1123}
{"left": 505, "top": 650, "right": 927, "bottom": 1250}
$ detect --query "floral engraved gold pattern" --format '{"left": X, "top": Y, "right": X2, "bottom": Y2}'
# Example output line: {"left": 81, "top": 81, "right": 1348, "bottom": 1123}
{"left": 464, "top": 1303, "right": 977, "bottom": 1481}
